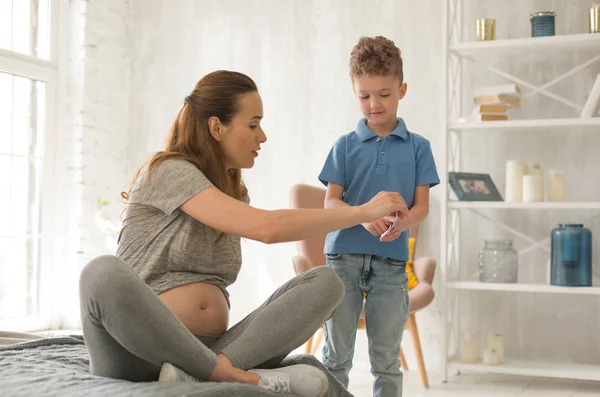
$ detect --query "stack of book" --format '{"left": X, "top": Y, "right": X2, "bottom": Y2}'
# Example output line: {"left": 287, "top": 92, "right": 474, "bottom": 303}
{"left": 470, "top": 84, "right": 521, "bottom": 121}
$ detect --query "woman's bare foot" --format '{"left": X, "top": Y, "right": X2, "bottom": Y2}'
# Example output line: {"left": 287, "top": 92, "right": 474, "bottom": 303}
{"left": 160, "top": 354, "right": 259, "bottom": 384}
{"left": 210, "top": 353, "right": 329, "bottom": 396}
{"left": 160, "top": 357, "right": 328, "bottom": 396}
{"left": 208, "top": 353, "right": 260, "bottom": 384}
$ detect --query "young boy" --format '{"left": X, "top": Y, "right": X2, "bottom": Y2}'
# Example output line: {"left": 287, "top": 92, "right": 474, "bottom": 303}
{"left": 318, "top": 36, "right": 440, "bottom": 397}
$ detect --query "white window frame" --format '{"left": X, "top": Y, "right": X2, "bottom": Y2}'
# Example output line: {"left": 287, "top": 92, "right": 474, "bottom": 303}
{"left": 0, "top": 0, "right": 63, "bottom": 332}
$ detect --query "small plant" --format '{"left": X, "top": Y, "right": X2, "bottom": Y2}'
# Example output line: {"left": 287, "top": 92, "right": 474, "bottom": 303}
{"left": 95, "top": 197, "right": 122, "bottom": 252}
{"left": 97, "top": 198, "right": 110, "bottom": 209}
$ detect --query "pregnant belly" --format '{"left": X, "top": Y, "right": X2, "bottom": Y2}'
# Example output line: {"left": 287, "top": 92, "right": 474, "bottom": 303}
{"left": 159, "top": 282, "right": 230, "bottom": 336}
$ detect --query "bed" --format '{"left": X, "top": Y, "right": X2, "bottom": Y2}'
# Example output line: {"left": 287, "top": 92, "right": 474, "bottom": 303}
{"left": 0, "top": 332, "right": 353, "bottom": 397}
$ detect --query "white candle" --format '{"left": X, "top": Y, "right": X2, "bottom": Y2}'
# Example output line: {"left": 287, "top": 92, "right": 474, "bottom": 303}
{"left": 523, "top": 175, "right": 543, "bottom": 202}
{"left": 505, "top": 160, "right": 526, "bottom": 201}
{"left": 548, "top": 169, "right": 566, "bottom": 202}
{"left": 487, "top": 333, "right": 504, "bottom": 363}
{"left": 482, "top": 349, "right": 502, "bottom": 365}
{"left": 460, "top": 328, "right": 480, "bottom": 363}
{"left": 525, "top": 162, "right": 542, "bottom": 176}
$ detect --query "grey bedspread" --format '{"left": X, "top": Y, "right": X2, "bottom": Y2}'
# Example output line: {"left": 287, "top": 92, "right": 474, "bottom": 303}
{"left": 0, "top": 335, "right": 353, "bottom": 397}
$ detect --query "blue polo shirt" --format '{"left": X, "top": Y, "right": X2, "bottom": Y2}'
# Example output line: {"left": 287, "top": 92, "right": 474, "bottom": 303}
{"left": 318, "top": 117, "right": 440, "bottom": 261}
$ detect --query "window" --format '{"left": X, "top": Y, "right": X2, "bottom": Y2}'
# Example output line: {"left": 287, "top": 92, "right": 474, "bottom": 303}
{"left": 0, "top": 0, "right": 58, "bottom": 330}
{"left": 0, "top": 0, "right": 51, "bottom": 59}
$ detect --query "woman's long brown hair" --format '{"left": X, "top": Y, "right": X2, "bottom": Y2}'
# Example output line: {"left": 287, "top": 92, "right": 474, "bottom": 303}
{"left": 122, "top": 71, "right": 257, "bottom": 239}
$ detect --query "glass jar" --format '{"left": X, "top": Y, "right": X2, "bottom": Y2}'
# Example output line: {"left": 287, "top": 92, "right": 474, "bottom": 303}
{"left": 550, "top": 224, "right": 592, "bottom": 286}
{"left": 590, "top": 5, "right": 600, "bottom": 33}
{"left": 531, "top": 11, "right": 556, "bottom": 37}
{"left": 478, "top": 240, "right": 518, "bottom": 283}
{"left": 476, "top": 18, "right": 496, "bottom": 41}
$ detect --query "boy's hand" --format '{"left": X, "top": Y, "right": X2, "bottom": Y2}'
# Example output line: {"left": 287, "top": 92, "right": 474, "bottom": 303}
{"left": 379, "top": 221, "right": 402, "bottom": 242}
{"left": 362, "top": 214, "right": 397, "bottom": 236}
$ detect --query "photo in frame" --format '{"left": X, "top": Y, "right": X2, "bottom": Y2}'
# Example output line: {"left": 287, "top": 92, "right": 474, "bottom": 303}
{"left": 448, "top": 172, "right": 503, "bottom": 201}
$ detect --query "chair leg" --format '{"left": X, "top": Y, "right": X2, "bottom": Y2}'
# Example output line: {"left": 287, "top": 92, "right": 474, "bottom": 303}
{"left": 406, "top": 313, "right": 429, "bottom": 388}
{"left": 304, "top": 334, "right": 314, "bottom": 354}
{"left": 310, "top": 326, "right": 325, "bottom": 356}
{"left": 399, "top": 346, "right": 408, "bottom": 370}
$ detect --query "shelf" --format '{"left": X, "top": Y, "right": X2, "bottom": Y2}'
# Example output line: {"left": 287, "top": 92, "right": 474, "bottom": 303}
{"left": 448, "top": 281, "right": 600, "bottom": 296}
{"left": 450, "top": 33, "right": 600, "bottom": 58}
{"left": 448, "top": 358, "right": 600, "bottom": 381}
{"left": 448, "top": 117, "right": 600, "bottom": 132}
{"left": 442, "top": 3, "right": 600, "bottom": 385}
{"left": 448, "top": 201, "right": 600, "bottom": 210}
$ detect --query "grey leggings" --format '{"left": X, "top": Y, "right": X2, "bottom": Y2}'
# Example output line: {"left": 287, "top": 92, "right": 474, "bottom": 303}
{"left": 79, "top": 255, "right": 344, "bottom": 382}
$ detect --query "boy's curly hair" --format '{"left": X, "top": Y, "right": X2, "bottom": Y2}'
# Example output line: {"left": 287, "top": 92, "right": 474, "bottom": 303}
{"left": 349, "top": 36, "right": 403, "bottom": 83}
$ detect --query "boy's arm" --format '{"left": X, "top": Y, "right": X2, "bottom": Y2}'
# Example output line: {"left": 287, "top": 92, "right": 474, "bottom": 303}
{"left": 380, "top": 185, "right": 429, "bottom": 242}
{"left": 324, "top": 182, "right": 349, "bottom": 209}
{"left": 380, "top": 136, "right": 439, "bottom": 242}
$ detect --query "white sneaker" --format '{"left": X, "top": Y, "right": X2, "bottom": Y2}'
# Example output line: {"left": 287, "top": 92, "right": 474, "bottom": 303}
{"left": 158, "top": 362, "right": 199, "bottom": 383}
{"left": 250, "top": 364, "right": 329, "bottom": 397}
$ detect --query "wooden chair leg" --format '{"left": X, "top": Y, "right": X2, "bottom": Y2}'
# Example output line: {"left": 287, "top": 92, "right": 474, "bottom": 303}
{"left": 406, "top": 313, "right": 429, "bottom": 388}
{"left": 310, "top": 326, "right": 325, "bottom": 355}
{"left": 399, "top": 347, "right": 409, "bottom": 370}
{"left": 304, "top": 334, "right": 314, "bottom": 354}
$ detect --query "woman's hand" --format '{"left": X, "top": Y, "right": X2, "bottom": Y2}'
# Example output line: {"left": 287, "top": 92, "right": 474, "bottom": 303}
{"left": 360, "top": 191, "right": 408, "bottom": 224}
{"left": 362, "top": 214, "right": 397, "bottom": 236}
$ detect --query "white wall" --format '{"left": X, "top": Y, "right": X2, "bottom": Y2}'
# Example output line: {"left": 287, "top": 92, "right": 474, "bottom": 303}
{"left": 127, "top": 0, "right": 445, "bottom": 369}
{"left": 50, "top": 0, "right": 133, "bottom": 327}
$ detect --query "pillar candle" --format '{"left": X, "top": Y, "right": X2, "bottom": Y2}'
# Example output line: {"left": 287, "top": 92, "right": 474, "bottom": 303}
{"left": 523, "top": 175, "right": 543, "bottom": 202}
{"left": 548, "top": 169, "right": 566, "bottom": 202}
{"left": 460, "top": 328, "right": 480, "bottom": 363}
{"left": 505, "top": 160, "right": 526, "bottom": 201}
{"left": 487, "top": 333, "right": 504, "bottom": 363}
{"left": 525, "top": 162, "right": 542, "bottom": 176}
{"left": 482, "top": 349, "right": 502, "bottom": 365}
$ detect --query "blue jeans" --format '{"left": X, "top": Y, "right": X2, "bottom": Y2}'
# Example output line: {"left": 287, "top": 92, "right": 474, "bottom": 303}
{"left": 322, "top": 253, "right": 409, "bottom": 397}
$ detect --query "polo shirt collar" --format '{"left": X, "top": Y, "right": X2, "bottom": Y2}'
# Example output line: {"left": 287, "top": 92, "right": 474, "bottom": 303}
{"left": 355, "top": 117, "right": 408, "bottom": 142}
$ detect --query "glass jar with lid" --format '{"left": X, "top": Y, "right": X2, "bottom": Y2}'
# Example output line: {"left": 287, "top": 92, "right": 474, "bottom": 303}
{"left": 478, "top": 240, "right": 518, "bottom": 283}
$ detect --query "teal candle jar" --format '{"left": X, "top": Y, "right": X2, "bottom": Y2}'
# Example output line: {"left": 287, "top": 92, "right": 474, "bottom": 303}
{"left": 531, "top": 11, "right": 556, "bottom": 37}
{"left": 550, "top": 224, "right": 592, "bottom": 287}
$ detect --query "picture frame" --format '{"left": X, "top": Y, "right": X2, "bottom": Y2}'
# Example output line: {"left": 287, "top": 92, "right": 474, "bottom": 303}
{"left": 448, "top": 172, "right": 503, "bottom": 201}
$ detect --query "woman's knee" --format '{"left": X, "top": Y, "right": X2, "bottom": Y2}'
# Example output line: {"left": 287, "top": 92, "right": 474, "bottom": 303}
{"left": 310, "top": 266, "right": 345, "bottom": 305}
{"left": 80, "top": 255, "right": 132, "bottom": 298}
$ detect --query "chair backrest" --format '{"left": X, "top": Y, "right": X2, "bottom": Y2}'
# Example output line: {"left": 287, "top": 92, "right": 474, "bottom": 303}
{"left": 289, "top": 183, "right": 419, "bottom": 266}
{"left": 289, "top": 184, "right": 327, "bottom": 267}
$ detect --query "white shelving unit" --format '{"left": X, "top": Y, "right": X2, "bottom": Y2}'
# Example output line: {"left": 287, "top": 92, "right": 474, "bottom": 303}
{"left": 440, "top": 2, "right": 600, "bottom": 384}
{"left": 448, "top": 281, "right": 600, "bottom": 295}
{"left": 450, "top": 117, "right": 600, "bottom": 132}
{"left": 449, "top": 32, "right": 600, "bottom": 56}
{"left": 449, "top": 201, "right": 600, "bottom": 210}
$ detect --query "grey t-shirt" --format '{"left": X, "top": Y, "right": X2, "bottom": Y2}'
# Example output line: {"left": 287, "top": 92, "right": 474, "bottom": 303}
{"left": 116, "top": 159, "right": 246, "bottom": 306}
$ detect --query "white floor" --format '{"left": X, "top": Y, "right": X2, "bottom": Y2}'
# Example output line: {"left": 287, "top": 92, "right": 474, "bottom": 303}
{"left": 300, "top": 333, "right": 600, "bottom": 397}
{"left": 348, "top": 362, "right": 600, "bottom": 396}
